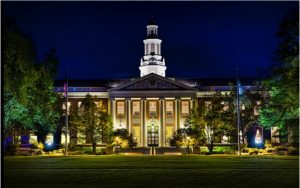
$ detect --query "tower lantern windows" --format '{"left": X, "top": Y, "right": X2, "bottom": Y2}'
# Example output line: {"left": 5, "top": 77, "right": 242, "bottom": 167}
{"left": 151, "top": 44, "right": 155, "bottom": 53}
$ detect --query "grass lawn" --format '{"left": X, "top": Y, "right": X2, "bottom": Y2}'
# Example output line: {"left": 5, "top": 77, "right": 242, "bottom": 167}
{"left": 3, "top": 155, "right": 299, "bottom": 188}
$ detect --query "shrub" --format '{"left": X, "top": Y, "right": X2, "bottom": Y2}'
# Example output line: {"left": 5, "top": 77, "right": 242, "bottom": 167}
{"left": 31, "top": 141, "right": 44, "bottom": 150}
{"left": 287, "top": 147, "right": 299, "bottom": 155}
{"left": 248, "top": 148, "right": 259, "bottom": 155}
{"left": 274, "top": 146, "right": 288, "bottom": 152}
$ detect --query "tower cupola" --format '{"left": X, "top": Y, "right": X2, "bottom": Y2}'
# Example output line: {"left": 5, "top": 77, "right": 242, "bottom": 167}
{"left": 139, "top": 17, "right": 167, "bottom": 77}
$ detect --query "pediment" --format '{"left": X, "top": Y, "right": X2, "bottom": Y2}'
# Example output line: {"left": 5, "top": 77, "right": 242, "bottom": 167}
{"left": 109, "top": 73, "right": 196, "bottom": 91}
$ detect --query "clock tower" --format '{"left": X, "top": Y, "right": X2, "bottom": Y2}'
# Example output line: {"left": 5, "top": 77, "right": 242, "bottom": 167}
{"left": 139, "top": 17, "right": 167, "bottom": 77}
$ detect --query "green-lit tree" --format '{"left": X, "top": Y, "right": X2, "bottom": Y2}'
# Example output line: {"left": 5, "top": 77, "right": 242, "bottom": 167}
{"left": 32, "top": 54, "right": 61, "bottom": 143}
{"left": 3, "top": 17, "right": 61, "bottom": 146}
{"left": 3, "top": 17, "right": 38, "bottom": 143}
{"left": 259, "top": 10, "right": 299, "bottom": 145}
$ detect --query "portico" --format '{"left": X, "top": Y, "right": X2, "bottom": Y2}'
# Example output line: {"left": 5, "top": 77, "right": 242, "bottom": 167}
{"left": 109, "top": 73, "right": 196, "bottom": 147}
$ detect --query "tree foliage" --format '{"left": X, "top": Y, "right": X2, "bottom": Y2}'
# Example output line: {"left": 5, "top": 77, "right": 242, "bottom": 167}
{"left": 259, "top": 9, "right": 299, "bottom": 145}
{"left": 3, "top": 17, "right": 61, "bottom": 144}
{"left": 77, "top": 94, "right": 112, "bottom": 153}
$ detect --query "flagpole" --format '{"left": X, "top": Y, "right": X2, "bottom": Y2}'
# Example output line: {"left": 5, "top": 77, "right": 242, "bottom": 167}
{"left": 65, "top": 69, "right": 69, "bottom": 156}
{"left": 236, "top": 68, "right": 241, "bottom": 155}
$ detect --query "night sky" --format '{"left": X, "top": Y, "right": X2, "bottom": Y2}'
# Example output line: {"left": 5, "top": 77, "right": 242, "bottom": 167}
{"left": 3, "top": 1, "right": 298, "bottom": 80}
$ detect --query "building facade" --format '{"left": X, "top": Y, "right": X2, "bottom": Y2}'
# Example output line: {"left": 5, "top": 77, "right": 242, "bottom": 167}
{"left": 54, "top": 18, "right": 274, "bottom": 147}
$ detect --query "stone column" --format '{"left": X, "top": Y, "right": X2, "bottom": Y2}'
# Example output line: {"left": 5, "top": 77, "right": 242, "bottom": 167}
{"left": 111, "top": 99, "right": 116, "bottom": 130}
{"left": 141, "top": 99, "right": 145, "bottom": 147}
{"left": 143, "top": 99, "right": 147, "bottom": 147}
{"left": 126, "top": 99, "right": 131, "bottom": 133}
{"left": 176, "top": 99, "right": 180, "bottom": 130}
{"left": 159, "top": 99, "right": 162, "bottom": 147}
{"left": 161, "top": 98, "right": 165, "bottom": 147}
{"left": 175, "top": 98, "right": 178, "bottom": 131}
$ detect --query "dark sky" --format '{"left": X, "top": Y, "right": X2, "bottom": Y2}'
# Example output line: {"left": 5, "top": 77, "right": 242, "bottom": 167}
{"left": 3, "top": 1, "right": 298, "bottom": 79}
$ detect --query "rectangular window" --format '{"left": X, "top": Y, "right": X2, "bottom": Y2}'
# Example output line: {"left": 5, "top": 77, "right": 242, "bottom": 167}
{"left": 166, "top": 101, "right": 174, "bottom": 116}
{"left": 117, "top": 101, "right": 125, "bottom": 116}
{"left": 63, "top": 102, "right": 71, "bottom": 115}
{"left": 149, "top": 101, "right": 157, "bottom": 116}
{"left": 132, "top": 101, "right": 140, "bottom": 116}
{"left": 181, "top": 101, "right": 189, "bottom": 115}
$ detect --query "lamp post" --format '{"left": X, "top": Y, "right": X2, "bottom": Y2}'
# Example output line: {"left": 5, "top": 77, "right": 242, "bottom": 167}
{"left": 186, "top": 136, "right": 190, "bottom": 154}
{"left": 64, "top": 69, "right": 69, "bottom": 156}
{"left": 115, "top": 136, "right": 120, "bottom": 154}
{"left": 236, "top": 68, "right": 241, "bottom": 156}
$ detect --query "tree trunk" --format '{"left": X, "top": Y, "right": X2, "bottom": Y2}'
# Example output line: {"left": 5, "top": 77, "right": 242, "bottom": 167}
{"left": 208, "top": 141, "right": 214, "bottom": 153}
{"left": 37, "top": 133, "right": 46, "bottom": 144}
{"left": 92, "top": 142, "right": 96, "bottom": 154}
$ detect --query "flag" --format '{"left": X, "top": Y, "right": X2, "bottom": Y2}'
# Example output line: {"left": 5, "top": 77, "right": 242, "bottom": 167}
{"left": 64, "top": 70, "right": 68, "bottom": 97}
{"left": 237, "top": 79, "right": 244, "bottom": 95}
{"left": 63, "top": 82, "right": 67, "bottom": 97}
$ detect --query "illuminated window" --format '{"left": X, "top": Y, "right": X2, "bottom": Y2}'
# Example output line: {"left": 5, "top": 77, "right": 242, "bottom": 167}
{"left": 181, "top": 101, "right": 189, "bottom": 115}
{"left": 166, "top": 101, "right": 173, "bottom": 116}
{"left": 78, "top": 102, "right": 82, "bottom": 108}
{"left": 62, "top": 102, "right": 71, "bottom": 114}
{"left": 117, "top": 101, "right": 125, "bottom": 116}
{"left": 132, "top": 101, "right": 140, "bottom": 116}
{"left": 149, "top": 101, "right": 157, "bottom": 116}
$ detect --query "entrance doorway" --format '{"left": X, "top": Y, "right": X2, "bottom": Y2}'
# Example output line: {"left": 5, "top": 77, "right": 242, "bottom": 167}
{"left": 147, "top": 120, "right": 159, "bottom": 147}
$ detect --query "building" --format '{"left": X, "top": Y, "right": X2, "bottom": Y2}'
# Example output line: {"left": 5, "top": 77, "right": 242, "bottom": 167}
{"left": 53, "top": 18, "right": 274, "bottom": 148}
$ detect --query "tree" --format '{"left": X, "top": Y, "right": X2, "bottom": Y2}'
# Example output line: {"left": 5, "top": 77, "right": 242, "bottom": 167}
{"left": 32, "top": 58, "right": 61, "bottom": 143}
{"left": 3, "top": 17, "right": 38, "bottom": 143}
{"left": 77, "top": 94, "right": 112, "bottom": 154}
{"left": 259, "top": 10, "right": 299, "bottom": 145}
{"left": 204, "top": 91, "right": 227, "bottom": 152}
{"left": 183, "top": 90, "right": 235, "bottom": 153}
{"left": 184, "top": 101, "right": 207, "bottom": 147}
{"left": 3, "top": 93, "right": 31, "bottom": 144}
{"left": 3, "top": 17, "right": 61, "bottom": 146}
{"left": 239, "top": 90, "right": 262, "bottom": 145}
{"left": 224, "top": 84, "right": 262, "bottom": 145}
